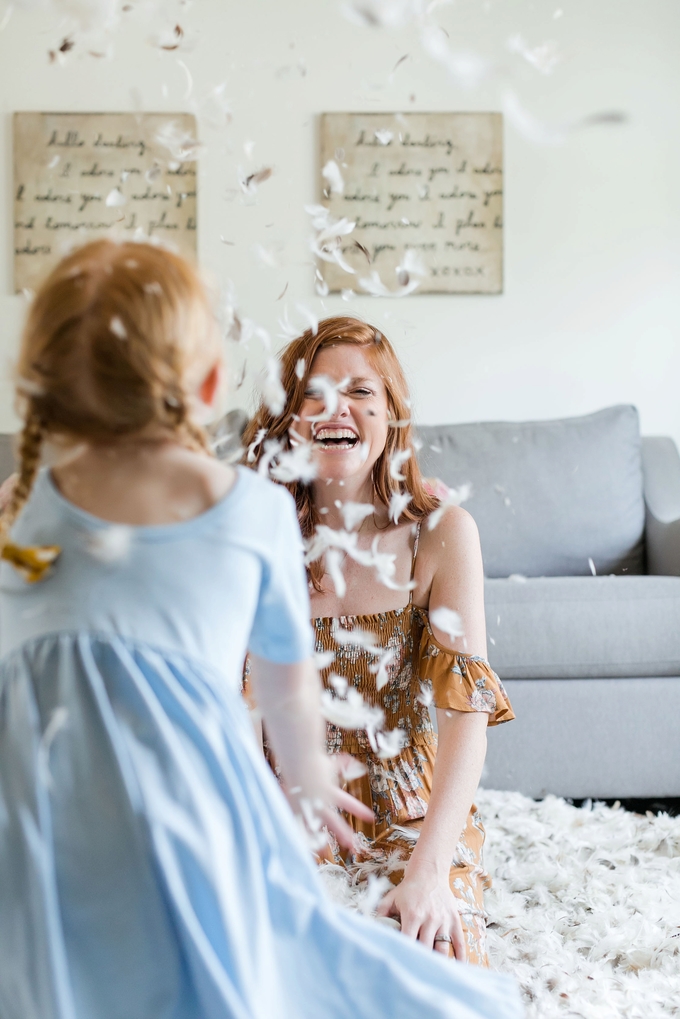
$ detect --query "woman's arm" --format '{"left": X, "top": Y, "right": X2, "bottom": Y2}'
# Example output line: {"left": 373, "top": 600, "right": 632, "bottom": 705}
{"left": 248, "top": 654, "right": 373, "bottom": 847}
{"left": 376, "top": 507, "right": 490, "bottom": 958}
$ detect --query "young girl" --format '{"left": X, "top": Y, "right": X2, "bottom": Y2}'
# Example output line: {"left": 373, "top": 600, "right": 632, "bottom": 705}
{"left": 0, "top": 244, "right": 521, "bottom": 1018}
{"left": 244, "top": 317, "right": 515, "bottom": 967}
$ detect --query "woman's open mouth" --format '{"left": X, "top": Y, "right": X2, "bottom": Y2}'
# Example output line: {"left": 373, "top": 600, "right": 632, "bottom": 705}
{"left": 313, "top": 428, "right": 359, "bottom": 450}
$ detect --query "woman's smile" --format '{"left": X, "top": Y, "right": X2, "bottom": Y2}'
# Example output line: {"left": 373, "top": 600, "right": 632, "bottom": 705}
{"left": 313, "top": 424, "right": 360, "bottom": 450}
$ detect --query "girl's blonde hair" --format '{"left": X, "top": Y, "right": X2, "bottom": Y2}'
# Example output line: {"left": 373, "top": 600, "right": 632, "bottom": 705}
{"left": 2, "top": 238, "right": 218, "bottom": 547}
{"left": 242, "top": 315, "right": 438, "bottom": 590}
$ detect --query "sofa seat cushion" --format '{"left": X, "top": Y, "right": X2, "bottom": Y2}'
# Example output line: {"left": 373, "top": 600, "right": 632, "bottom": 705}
{"left": 485, "top": 575, "right": 680, "bottom": 679}
{"left": 417, "top": 405, "right": 645, "bottom": 578}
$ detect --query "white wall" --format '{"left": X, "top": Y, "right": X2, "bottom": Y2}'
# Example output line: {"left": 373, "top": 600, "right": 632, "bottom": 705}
{"left": 1, "top": 0, "right": 679, "bottom": 446}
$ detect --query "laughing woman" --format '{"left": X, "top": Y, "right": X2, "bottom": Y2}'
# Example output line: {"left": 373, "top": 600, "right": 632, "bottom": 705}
{"left": 244, "top": 316, "right": 514, "bottom": 966}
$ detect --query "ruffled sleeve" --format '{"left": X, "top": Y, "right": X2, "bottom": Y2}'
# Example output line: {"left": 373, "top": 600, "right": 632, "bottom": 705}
{"left": 415, "top": 608, "right": 515, "bottom": 726}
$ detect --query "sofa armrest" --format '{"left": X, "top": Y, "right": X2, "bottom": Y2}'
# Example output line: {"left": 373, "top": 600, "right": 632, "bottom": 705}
{"left": 641, "top": 436, "right": 680, "bottom": 575}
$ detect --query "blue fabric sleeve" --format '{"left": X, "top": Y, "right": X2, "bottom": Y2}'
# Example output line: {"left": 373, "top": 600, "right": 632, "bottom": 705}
{"left": 248, "top": 488, "right": 314, "bottom": 663}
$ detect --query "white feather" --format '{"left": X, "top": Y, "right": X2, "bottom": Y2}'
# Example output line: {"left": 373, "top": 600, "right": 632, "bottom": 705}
{"left": 257, "top": 438, "right": 284, "bottom": 478}
{"left": 246, "top": 427, "right": 267, "bottom": 463}
{"left": 427, "top": 481, "right": 472, "bottom": 530}
{"left": 262, "top": 357, "right": 286, "bottom": 416}
{"left": 339, "top": 501, "right": 374, "bottom": 531}
{"left": 109, "top": 315, "right": 127, "bottom": 339}
{"left": 369, "top": 647, "right": 397, "bottom": 691}
{"left": 155, "top": 120, "right": 202, "bottom": 162}
{"left": 389, "top": 448, "right": 412, "bottom": 481}
{"left": 332, "top": 621, "right": 380, "bottom": 653}
{"left": 105, "top": 187, "right": 125, "bottom": 207}
{"left": 322, "top": 159, "right": 345, "bottom": 195}
{"left": 86, "top": 525, "right": 133, "bottom": 564}
{"left": 507, "top": 33, "right": 560, "bottom": 75}
{"left": 429, "top": 605, "right": 465, "bottom": 643}
{"left": 269, "top": 442, "right": 317, "bottom": 484}
{"left": 325, "top": 548, "right": 346, "bottom": 598}
{"left": 358, "top": 269, "right": 421, "bottom": 298}
{"left": 338, "top": 757, "right": 368, "bottom": 781}
{"left": 388, "top": 490, "right": 412, "bottom": 524}
{"left": 375, "top": 727, "right": 407, "bottom": 759}
{"left": 320, "top": 687, "right": 385, "bottom": 735}
{"left": 304, "top": 374, "right": 350, "bottom": 422}
{"left": 416, "top": 681, "right": 434, "bottom": 708}
{"left": 314, "top": 649, "right": 335, "bottom": 671}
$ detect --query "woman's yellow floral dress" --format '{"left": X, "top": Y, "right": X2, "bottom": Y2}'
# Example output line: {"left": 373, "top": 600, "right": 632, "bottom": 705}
{"left": 314, "top": 589, "right": 514, "bottom": 966}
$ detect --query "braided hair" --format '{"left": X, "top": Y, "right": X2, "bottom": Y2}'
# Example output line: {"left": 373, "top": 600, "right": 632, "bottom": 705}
{"left": 4, "top": 239, "right": 219, "bottom": 541}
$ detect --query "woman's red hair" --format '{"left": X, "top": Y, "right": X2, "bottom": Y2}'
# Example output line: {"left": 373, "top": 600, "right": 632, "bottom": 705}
{"left": 242, "top": 316, "right": 438, "bottom": 590}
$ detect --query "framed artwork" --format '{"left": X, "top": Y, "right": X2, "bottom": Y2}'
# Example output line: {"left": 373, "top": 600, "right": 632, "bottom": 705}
{"left": 13, "top": 111, "right": 198, "bottom": 292}
{"left": 319, "top": 111, "right": 503, "bottom": 295}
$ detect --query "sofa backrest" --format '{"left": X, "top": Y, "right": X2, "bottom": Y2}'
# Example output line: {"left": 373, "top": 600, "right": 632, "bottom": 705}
{"left": 417, "top": 405, "right": 646, "bottom": 578}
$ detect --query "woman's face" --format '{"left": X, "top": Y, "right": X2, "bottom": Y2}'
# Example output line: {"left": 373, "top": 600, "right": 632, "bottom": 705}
{"left": 297, "top": 344, "right": 390, "bottom": 484}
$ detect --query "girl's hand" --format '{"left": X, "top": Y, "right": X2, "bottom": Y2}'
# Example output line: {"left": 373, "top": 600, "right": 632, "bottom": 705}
{"left": 375, "top": 873, "right": 466, "bottom": 961}
{"left": 286, "top": 760, "right": 373, "bottom": 851}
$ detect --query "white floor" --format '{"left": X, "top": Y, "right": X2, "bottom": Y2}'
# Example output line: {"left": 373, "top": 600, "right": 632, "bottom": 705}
{"left": 479, "top": 789, "right": 680, "bottom": 1018}
{"left": 321, "top": 790, "right": 680, "bottom": 1018}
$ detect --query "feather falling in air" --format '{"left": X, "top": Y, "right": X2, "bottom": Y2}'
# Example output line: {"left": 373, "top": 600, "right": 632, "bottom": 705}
{"left": 322, "top": 159, "right": 345, "bottom": 195}
{"left": 304, "top": 374, "right": 350, "bottom": 423}
{"left": 339, "top": 501, "right": 374, "bottom": 531}
{"left": 388, "top": 490, "right": 412, "bottom": 524}
{"left": 325, "top": 548, "right": 347, "bottom": 597}
{"left": 105, "top": 187, "right": 126, "bottom": 207}
{"left": 427, "top": 481, "right": 472, "bottom": 530}
{"left": 109, "top": 315, "right": 127, "bottom": 339}
{"left": 86, "top": 525, "right": 133, "bottom": 564}
{"left": 262, "top": 358, "right": 286, "bottom": 416}
{"left": 269, "top": 441, "right": 317, "bottom": 484}
{"left": 430, "top": 606, "right": 464, "bottom": 643}
{"left": 388, "top": 449, "right": 411, "bottom": 482}
{"left": 375, "top": 727, "right": 406, "bottom": 760}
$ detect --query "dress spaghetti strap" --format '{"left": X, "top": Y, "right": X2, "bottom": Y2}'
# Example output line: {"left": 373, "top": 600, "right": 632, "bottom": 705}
{"left": 408, "top": 521, "right": 422, "bottom": 604}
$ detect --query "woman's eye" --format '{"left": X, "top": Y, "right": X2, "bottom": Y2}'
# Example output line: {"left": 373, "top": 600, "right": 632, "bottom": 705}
{"left": 353, "top": 388, "right": 373, "bottom": 397}
{"left": 304, "top": 389, "right": 322, "bottom": 399}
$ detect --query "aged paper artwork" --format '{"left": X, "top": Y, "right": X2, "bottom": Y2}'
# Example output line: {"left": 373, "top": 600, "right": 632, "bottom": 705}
{"left": 319, "top": 112, "right": 502, "bottom": 295}
{"left": 13, "top": 112, "right": 197, "bottom": 293}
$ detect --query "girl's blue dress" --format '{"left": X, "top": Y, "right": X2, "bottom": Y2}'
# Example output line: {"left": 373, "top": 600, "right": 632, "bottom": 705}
{"left": 0, "top": 466, "right": 522, "bottom": 1019}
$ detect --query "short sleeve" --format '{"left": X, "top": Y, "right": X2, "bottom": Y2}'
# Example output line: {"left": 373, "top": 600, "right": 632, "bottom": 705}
{"left": 416, "top": 609, "right": 515, "bottom": 726}
{"left": 248, "top": 489, "right": 314, "bottom": 664}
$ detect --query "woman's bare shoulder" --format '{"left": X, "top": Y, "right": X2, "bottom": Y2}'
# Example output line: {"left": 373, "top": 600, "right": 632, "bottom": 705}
{"left": 419, "top": 504, "right": 481, "bottom": 555}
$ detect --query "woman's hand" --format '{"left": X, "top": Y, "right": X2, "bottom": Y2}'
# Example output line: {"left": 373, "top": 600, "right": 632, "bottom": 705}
{"left": 375, "top": 872, "right": 466, "bottom": 961}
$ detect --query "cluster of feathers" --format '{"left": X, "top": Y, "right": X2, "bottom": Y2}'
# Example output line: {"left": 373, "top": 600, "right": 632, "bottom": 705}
{"left": 321, "top": 789, "right": 680, "bottom": 1019}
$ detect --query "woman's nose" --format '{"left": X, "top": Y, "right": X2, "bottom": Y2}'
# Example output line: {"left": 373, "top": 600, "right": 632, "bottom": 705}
{"left": 335, "top": 391, "right": 352, "bottom": 416}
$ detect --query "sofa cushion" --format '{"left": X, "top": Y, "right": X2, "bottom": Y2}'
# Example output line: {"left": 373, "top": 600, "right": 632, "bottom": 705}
{"left": 485, "top": 575, "right": 680, "bottom": 679}
{"left": 417, "top": 405, "right": 645, "bottom": 578}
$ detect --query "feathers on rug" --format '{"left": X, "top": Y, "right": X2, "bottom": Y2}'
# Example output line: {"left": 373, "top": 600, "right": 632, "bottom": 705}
{"left": 321, "top": 789, "right": 680, "bottom": 1018}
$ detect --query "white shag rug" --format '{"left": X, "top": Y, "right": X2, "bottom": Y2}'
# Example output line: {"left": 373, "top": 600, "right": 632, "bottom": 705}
{"left": 322, "top": 789, "right": 680, "bottom": 1018}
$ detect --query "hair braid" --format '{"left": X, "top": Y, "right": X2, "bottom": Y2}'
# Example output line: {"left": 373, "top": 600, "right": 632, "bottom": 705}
{"left": 0, "top": 407, "right": 44, "bottom": 549}
{"left": 162, "top": 382, "right": 212, "bottom": 455}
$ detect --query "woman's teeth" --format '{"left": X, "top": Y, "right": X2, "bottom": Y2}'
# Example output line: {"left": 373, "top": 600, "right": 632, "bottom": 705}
{"left": 314, "top": 428, "right": 359, "bottom": 448}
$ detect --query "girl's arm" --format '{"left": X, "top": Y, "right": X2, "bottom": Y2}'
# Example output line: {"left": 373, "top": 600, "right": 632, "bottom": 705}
{"left": 248, "top": 654, "right": 373, "bottom": 847}
{"left": 375, "top": 506, "right": 489, "bottom": 958}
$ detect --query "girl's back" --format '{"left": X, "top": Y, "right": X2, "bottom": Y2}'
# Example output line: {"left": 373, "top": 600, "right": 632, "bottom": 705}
{"left": 1, "top": 464, "right": 310, "bottom": 681}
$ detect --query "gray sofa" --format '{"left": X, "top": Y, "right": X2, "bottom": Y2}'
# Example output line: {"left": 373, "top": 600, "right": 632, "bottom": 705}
{"left": 2, "top": 406, "right": 678, "bottom": 800}
{"left": 418, "top": 405, "right": 680, "bottom": 800}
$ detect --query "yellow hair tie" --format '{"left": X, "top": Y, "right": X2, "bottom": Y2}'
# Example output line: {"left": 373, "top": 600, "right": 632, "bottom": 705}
{"left": 1, "top": 542, "right": 61, "bottom": 583}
